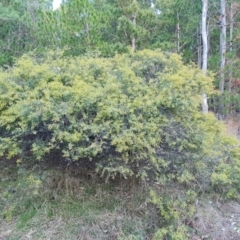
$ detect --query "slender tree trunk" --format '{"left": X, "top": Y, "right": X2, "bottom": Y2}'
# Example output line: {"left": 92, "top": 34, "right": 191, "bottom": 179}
{"left": 229, "top": 1, "right": 233, "bottom": 92}
{"left": 219, "top": 0, "right": 226, "bottom": 93}
{"left": 197, "top": 24, "right": 202, "bottom": 69}
{"left": 131, "top": 13, "right": 136, "bottom": 51}
{"left": 130, "top": 0, "right": 137, "bottom": 51}
{"left": 85, "top": 22, "right": 90, "bottom": 42}
{"left": 202, "top": 0, "right": 208, "bottom": 113}
{"left": 177, "top": 12, "right": 180, "bottom": 53}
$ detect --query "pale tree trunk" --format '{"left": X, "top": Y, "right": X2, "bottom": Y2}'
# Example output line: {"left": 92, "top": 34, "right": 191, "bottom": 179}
{"left": 85, "top": 22, "right": 90, "bottom": 42}
{"left": 219, "top": 0, "right": 226, "bottom": 93}
{"left": 83, "top": 8, "right": 90, "bottom": 43}
{"left": 131, "top": 0, "right": 137, "bottom": 51}
{"left": 229, "top": 1, "right": 233, "bottom": 92}
{"left": 176, "top": 12, "right": 180, "bottom": 53}
{"left": 197, "top": 23, "right": 202, "bottom": 69}
{"left": 202, "top": 0, "right": 208, "bottom": 113}
{"left": 131, "top": 13, "right": 136, "bottom": 51}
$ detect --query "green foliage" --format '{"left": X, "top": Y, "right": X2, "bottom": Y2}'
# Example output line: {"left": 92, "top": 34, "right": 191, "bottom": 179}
{"left": 2, "top": 205, "right": 16, "bottom": 222}
{"left": 150, "top": 189, "right": 196, "bottom": 240}
{"left": 0, "top": 49, "right": 240, "bottom": 187}
{"left": 154, "top": 0, "right": 201, "bottom": 56}
{"left": 1, "top": 0, "right": 240, "bottom": 114}
{"left": 149, "top": 125, "right": 240, "bottom": 237}
{"left": 37, "top": 0, "right": 100, "bottom": 54}
{"left": 150, "top": 189, "right": 196, "bottom": 223}
{"left": 0, "top": 0, "right": 52, "bottom": 66}
{"left": 211, "top": 140, "right": 240, "bottom": 198}
{"left": 153, "top": 226, "right": 188, "bottom": 240}
{"left": 0, "top": 50, "right": 204, "bottom": 176}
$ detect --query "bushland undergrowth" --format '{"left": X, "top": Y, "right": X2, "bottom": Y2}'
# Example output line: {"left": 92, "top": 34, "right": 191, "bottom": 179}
{"left": 1, "top": 162, "right": 240, "bottom": 240}
{"left": 0, "top": 49, "right": 240, "bottom": 239}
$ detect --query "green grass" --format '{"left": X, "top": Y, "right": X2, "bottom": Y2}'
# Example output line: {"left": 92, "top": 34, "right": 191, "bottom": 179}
{"left": 0, "top": 165, "right": 157, "bottom": 240}
{"left": 1, "top": 163, "right": 240, "bottom": 240}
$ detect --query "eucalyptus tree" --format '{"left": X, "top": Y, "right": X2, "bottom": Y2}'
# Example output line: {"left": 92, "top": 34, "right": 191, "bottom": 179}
{"left": 219, "top": 0, "right": 226, "bottom": 93}
{"left": 224, "top": 0, "right": 240, "bottom": 112}
{"left": 202, "top": 0, "right": 209, "bottom": 113}
{"left": 205, "top": 0, "right": 240, "bottom": 114}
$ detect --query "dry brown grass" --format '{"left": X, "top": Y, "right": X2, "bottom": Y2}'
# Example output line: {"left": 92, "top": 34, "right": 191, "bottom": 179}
{"left": 190, "top": 200, "right": 240, "bottom": 240}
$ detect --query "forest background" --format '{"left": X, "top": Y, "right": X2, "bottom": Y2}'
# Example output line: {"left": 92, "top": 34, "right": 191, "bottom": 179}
{"left": 1, "top": 0, "right": 240, "bottom": 114}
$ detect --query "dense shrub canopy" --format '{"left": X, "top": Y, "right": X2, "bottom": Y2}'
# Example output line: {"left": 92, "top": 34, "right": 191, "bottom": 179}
{"left": 0, "top": 49, "right": 239, "bottom": 187}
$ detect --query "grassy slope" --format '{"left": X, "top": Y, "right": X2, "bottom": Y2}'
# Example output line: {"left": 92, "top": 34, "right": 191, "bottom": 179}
{"left": 0, "top": 162, "right": 160, "bottom": 240}
{"left": 1, "top": 160, "right": 240, "bottom": 240}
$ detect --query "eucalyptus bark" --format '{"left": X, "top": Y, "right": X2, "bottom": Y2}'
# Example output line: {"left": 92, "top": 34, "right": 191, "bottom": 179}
{"left": 202, "top": 0, "right": 208, "bottom": 113}
{"left": 85, "top": 18, "right": 90, "bottom": 43}
{"left": 197, "top": 24, "right": 202, "bottom": 69}
{"left": 131, "top": 13, "right": 136, "bottom": 51}
{"left": 176, "top": 12, "right": 180, "bottom": 53}
{"left": 131, "top": 0, "right": 137, "bottom": 51}
{"left": 219, "top": 0, "right": 226, "bottom": 93}
{"left": 229, "top": 2, "right": 233, "bottom": 92}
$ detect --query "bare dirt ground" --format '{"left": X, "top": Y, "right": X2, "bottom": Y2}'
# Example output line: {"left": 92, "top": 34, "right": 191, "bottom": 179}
{"left": 191, "top": 200, "right": 240, "bottom": 240}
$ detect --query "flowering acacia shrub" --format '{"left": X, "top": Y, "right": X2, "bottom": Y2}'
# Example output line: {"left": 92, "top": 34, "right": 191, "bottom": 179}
{"left": 0, "top": 49, "right": 239, "bottom": 190}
